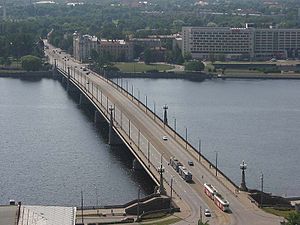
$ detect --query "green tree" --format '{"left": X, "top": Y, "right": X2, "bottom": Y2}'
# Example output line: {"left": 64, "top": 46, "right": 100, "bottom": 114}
{"left": 21, "top": 55, "right": 42, "bottom": 71}
{"left": 185, "top": 61, "right": 205, "bottom": 71}
{"left": 144, "top": 48, "right": 153, "bottom": 64}
{"left": 184, "top": 52, "right": 192, "bottom": 61}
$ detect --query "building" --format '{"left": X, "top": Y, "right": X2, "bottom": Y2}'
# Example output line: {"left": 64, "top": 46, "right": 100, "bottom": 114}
{"left": 73, "top": 32, "right": 133, "bottom": 62}
{"left": 182, "top": 27, "right": 254, "bottom": 60}
{"left": 254, "top": 28, "right": 300, "bottom": 60}
{"left": 129, "top": 38, "right": 162, "bottom": 49}
{"left": 182, "top": 26, "right": 300, "bottom": 60}
{"left": 98, "top": 39, "right": 133, "bottom": 61}
{"left": 73, "top": 32, "right": 98, "bottom": 62}
{"left": 0, "top": 204, "right": 76, "bottom": 225}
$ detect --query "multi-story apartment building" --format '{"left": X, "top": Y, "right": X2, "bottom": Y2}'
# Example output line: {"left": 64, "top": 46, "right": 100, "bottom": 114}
{"left": 182, "top": 26, "right": 300, "bottom": 60}
{"left": 254, "top": 29, "right": 300, "bottom": 60}
{"left": 129, "top": 38, "right": 162, "bottom": 49}
{"left": 73, "top": 32, "right": 98, "bottom": 62}
{"left": 73, "top": 32, "right": 133, "bottom": 62}
{"left": 98, "top": 39, "right": 133, "bottom": 61}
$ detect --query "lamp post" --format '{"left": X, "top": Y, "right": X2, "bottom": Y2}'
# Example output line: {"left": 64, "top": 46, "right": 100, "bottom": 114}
{"left": 239, "top": 160, "right": 248, "bottom": 191}
{"left": 185, "top": 127, "right": 188, "bottom": 149}
{"left": 158, "top": 153, "right": 165, "bottom": 194}
{"left": 215, "top": 151, "right": 218, "bottom": 176}
{"left": 163, "top": 104, "right": 168, "bottom": 126}
{"left": 198, "top": 139, "right": 201, "bottom": 162}
{"left": 260, "top": 172, "right": 264, "bottom": 208}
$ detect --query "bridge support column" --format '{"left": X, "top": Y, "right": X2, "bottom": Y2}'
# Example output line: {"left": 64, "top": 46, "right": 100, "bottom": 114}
{"left": 94, "top": 110, "right": 105, "bottom": 123}
{"left": 79, "top": 93, "right": 89, "bottom": 107}
{"left": 52, "top": 67, "right": 58, "bottom": 80}
{"left": 132, "top": 158, "right": 143, "bottom": 170}
{"left": 66, "top": 67, "right": 71, "bottom": 92}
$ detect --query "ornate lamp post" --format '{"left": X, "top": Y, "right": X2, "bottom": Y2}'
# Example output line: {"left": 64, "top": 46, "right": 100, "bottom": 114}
{"left": 163, "top": 104, "right": 168, "bottom": 125}
{"left": 239, "top": 160, "right": 248, "bottom": 191}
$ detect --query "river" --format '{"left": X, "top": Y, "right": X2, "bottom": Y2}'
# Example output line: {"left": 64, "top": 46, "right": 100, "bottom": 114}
{"left": 0, "top": 77, "right": 155, "bottom": 206}
{"left": 1, "top": 77, "right": 299, "bottom": 208}
{"left": 116, "top": 77, "right": 300, "bottom": 197}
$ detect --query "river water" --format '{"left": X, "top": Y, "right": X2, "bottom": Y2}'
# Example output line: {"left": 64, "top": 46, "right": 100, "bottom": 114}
{"left": 0, "top": 77, "right": 155, "bottom": 206}
{"left": 117, "top": 77, "right": 300, "bottom": 197}
{"left": 0, "top": 77, "right": 299, "bottom": 208}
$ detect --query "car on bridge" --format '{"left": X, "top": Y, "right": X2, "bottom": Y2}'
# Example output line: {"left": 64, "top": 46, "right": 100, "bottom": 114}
{"left": 188, "top": 160, "right": 194, "bottom": 166}
{"left": 204, "top": 209, "right": 211, "bottom": 217}
{"left": 121, "top": 217, "right": 134, "bottom": 222}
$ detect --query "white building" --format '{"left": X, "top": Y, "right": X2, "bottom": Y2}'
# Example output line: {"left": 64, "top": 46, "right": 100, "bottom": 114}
{"left": 182, "top": 27, "right": 254, "bottom": 60}
{"left": 182, "top": 26, "right": 300, "bottom": 60}
{"left": 73, "top": 32, "right": 98, "bottom": 62}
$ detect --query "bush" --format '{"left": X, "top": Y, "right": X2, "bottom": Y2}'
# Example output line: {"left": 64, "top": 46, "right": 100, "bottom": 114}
{"left": 184, "top": 61, "right": 205, "bottom": 71}
{"left": 21, "top": 55, "right": 42, "bottom": 71}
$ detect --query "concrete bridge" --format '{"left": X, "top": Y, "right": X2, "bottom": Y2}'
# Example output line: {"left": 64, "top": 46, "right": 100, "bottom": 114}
{"left": 45, "top": 41, "right": 282, "bottom": 225}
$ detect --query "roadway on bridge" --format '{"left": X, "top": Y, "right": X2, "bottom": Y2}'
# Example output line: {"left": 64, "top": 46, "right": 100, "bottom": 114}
{"left": 45, "top": 41, "right": 282, "bottom": 225}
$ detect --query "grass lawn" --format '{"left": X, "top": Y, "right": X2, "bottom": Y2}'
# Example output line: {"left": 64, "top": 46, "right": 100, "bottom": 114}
{"left": 140, "top": 217, "right": 181, "bottom": 225}
{"left": 263, "top": 207, "right": 295, "bottom": 219}
{"left": 114, "top": 62, "right": 174, "bottom": 72}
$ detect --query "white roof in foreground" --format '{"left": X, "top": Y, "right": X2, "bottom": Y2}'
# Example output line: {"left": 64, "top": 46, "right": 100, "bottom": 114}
{"left": 0, "top": 205, "right": 18, "bottom": 225}
{"left": 19, "top": 205, "right": 76, "bottom": 225}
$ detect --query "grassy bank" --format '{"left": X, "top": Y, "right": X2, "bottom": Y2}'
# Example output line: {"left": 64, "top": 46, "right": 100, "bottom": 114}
{"left": 114, "top": 62, "right": 174, "bottom": 72}
{"left": 263, "top": 207, "right": 295, "bottom": 218}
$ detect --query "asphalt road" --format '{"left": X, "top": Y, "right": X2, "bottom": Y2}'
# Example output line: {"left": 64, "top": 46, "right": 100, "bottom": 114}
{"left": 44, "top": 41, "right": 283, "bottom": 225}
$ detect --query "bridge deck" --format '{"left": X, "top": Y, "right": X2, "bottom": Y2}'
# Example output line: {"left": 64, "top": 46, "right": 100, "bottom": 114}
{"left": 45, "top": 42, "right": 282, "bottom": 225}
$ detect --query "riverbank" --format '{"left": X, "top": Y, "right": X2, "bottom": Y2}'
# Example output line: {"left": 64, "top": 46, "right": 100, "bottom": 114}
{"left": 104, "top": 70, "right": 212, "bottom": 81}
{"left": 215, "top": 71, "right": 300, "bottom": 79}
{"left": 0, "top": 70, "right": 52, "bottom": 78}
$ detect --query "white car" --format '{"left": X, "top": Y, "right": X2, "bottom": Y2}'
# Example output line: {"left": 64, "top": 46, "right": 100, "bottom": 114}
{"left": 204, "top": 209, "right": 211, "bottom": 217}
{"left": 162, "top": 136, "right": 168, "bottom": 141}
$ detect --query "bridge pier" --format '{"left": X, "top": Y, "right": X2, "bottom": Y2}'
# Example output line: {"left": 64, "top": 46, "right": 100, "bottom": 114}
{"left": 132, "top": 158, "right": 143, "bottom": 170}
{"left": 94, "top": 110, "right": 106, "bottom": 123}
{"left": 79, "top": 93, "right": 89, "bottom": 107}
{"left": 52, "top": 67, "right": 59, "bottom": 80}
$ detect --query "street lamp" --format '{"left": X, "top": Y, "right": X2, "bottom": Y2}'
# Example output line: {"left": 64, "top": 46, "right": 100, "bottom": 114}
{"left": 158, "top": 153, "right": 165, "bottom": 194}
{"left": 198, "top": 139, "right": 201, "bottom": 162}
{"left": 215, "top": 151, "right": 218, "bottom": 176}
{"left": 239, "top": 160, "right": 248, "bottom": 191}
{"left": 163, "top": 104, "right": 168, "bottom": 126}
{"left": 260, "top": 172, "right": 264, "bottom": 208}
